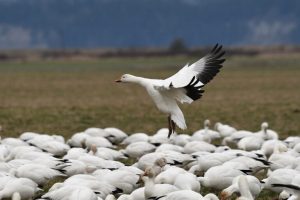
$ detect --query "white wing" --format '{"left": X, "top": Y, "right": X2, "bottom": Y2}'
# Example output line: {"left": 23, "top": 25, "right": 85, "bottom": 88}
{"left": 156, "top": 44, "right": 225, "bottom": 103}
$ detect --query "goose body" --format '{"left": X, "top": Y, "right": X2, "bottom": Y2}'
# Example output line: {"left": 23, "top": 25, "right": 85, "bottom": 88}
{"left": 221, "top": 175, "right": 262, "bottom": 200}
{"left": 116, "top": 44, "right": 225, "bottom": 137}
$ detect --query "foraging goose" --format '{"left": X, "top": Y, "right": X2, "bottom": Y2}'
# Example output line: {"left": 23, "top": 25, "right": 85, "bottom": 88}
{"left": 104, "top": 127, "right": 128, "bottom": 144}
{"left": 173, "top": 172, "right": 201, "bottom": 192}
{"left": 262, "top": 169, "right": 299, "bottom": 192}
{"left": 222, "top": 130, "right": 253, "bottom": 146}
{"left": 158, "top": 190, "right": 219, "bottom": 200}
{"left": 0, "top": 177, "right": 40, "bottom": 200}
{"left": 142, "top": 168, "right": 178, "bottom": 199}
{"left": 93, "top": 169, "right": 140, "bottom": 194}
{"left": 121, "top": 142, "right": 156, "bottom": 158}
{"left": 10, "top": 163, "right": 66, "bottom": 185}
{"left": 116, "top": 44, "right": 225, "bottom": 137}
{"left": 42, "top": 185, "right": 101, "bottom": 200}
{"left": 215, "top": 122, "right": 236, "bottom": 137}
{"left": 220, "top": 175, "right": 262, "bottom": 200}
{"left": 198, "top": 165, "right": 247, "bottom": 190}
{"left": 236, "top": 175, "right": 254, "bottom": 200}
{"left": 121, "top": 133, "right": 149, "bottom": 145}
{"left": 271, "top": 174, "right": 300, "bottom": 200}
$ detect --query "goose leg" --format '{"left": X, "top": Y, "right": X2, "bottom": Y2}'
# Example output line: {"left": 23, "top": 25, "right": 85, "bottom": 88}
{"left": 171, "top": 120, "right": 176, "bottom": 134}
{"left": 168, "top": 115, "right": 172, "bottom": 138}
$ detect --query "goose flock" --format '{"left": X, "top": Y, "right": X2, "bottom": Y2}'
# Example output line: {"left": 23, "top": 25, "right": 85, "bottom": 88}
{"left": 0, "top": 121, "right": 299, "bottom": 200}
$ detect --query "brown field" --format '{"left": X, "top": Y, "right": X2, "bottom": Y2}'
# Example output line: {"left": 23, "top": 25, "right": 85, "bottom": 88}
{"left": 0, "top": 54, "right": 299, "bottom": 139}
{"left": 0, "top": 53, "right": 299, "bottom": 199}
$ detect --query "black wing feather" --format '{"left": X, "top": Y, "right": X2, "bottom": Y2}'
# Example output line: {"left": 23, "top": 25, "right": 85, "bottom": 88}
{"left": 183, "top": 77, "right": 204, "bottom": 101}
{"left": 197, "top": 44, "right": 225, "bottom": 84}
{"left": 272, "top": 183, "right": 300, "bottom": 191}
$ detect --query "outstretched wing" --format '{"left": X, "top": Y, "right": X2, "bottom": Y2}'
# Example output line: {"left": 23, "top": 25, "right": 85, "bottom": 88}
{"left": 156, "top": 44, "right": 225, "bottom": 103}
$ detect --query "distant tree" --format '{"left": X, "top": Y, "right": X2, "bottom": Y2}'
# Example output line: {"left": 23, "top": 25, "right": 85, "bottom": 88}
{"left": 169, "top": 38, "right": 188, "bottom": 54}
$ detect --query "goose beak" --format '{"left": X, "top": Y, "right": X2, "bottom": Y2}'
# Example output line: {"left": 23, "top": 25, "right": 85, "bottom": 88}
{"left": 115, "top": 79, "right": 121, "bottom": 83}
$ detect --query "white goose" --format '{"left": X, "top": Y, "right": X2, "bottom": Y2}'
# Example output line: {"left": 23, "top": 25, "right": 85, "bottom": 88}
{"left": 142, "top": 168, "right": 178, "bottom": 199}
{"left": 220, "top": 175, "right": 262, "bottom": 200}
{"left": 192, "top": 119, "right": 220, "bottom": 143}
{"left": 116, "top": 44, "right": 225, "bottom": 137}
{"left": 0, "top": 177, "right": 40, "bottom": 200}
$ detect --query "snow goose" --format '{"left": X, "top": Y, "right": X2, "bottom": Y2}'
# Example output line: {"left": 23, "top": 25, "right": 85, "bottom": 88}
{"left": 67, "top": 132, "right": 89, "bottom": 147}
{"left": 184, "top": 141, "right": 216, "bottom": 154}
{"left": 121, "top": 133, "right": 149, "bottom": 145}
{"left": 284, "top": 136, "right": 300, "bottom": 148}
{"left": 198, "top": 165, "right": 247, "bottom": 190}
{"left": 63, "top": 174, "right": 119, "bottom": 199}
{"left": 63, "top": 159, "right": 97, "bottom": 176}
{"left": 85, "top": 136, "right": 114, "bottom": 149}
{"left": 268, "top": 144, "right": 296, "bottom": 170}
{"left": 271, "top": 174, "right": 300, "bottom": 200}
{"left": 215, "top": 122, "right": 236, "bottom": 137}
{"left": 89, "top": 146, "right": 127, "bottom": 160}
{"left": 116, "top": 44, "right": 225, "bottom": 137}
{"left": 42, "top": 185, "right": 101, "bottom": 200}
{"left": 222, "top": 130, "right": 253, "bottom": 146}
{"left": 255, "top": 122, "right": 278, "bottom": 140}
{"left": 155, "top": 143, "right": 184, "bottom": 153}
{"left": 262, "top": 168, "right": 299, "bottom": 192}
{"left": 235, "top": 175, "right": 254, "bottom": 200}
{"left": 192, "top": 119, "right": 220, "bottom": 143}
{"left": 93, "top": 169, "right": 140, "bottom": 194}
{"left": 155, "top": 165, "right": 186, "bottom": 184}
{"left": 149, "top": 128, "right": 171, "bottom": 145}
{"left": 26, "top": 137, "right": 70, "bottom": 156}
{"left": 104, "top": 127, "right": 128, "bottom": 144}
{"left": 121, "top": 141, "right": 156, "bottom": 158}
{"left": 0, "top": 137, "right": 28, "bottom": 147}
{"left": 63, "top": 147, "right": 87, "bottom": 160}
{"left": 0, "top": 177, "right": 39, "bottom": 200}
{"left": 170, "top": 133, "right": 191, "bottom": 147}
{"left": 158, "top": 190, "right": 219, "bottom": 200}
{"left": 0, "top": 144, "right": 10, "bottom": 161}
{"left": 223, "top": 156, "right": 269, "bottom": 174}
{"left": 261, "top": 139, "right": 287, "bottom": 157}
{"left": 173, "top": 172, "right": 201, "bottom": 192}
{"left": 142, "top": 167, "right": 178, "bottom": 200}
{"left": 78, "top": 154, "right": 124, "bottom": 170}
{"left": 220, "top": 175, "right": 262, "bottom": 200}
{"left": 117, "top": 187, "right": 144, "bottom": 200}
{"left": 189, "top": 152, "right": 236, "bottom": 174}
{"left": 10, "top": 163, "right": 66, "bottom": 185}
{"left": 237, "top": 135, "right": 264, "bottom": 151}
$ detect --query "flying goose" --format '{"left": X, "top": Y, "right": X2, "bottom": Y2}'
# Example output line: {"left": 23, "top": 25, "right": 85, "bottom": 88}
{"left": 116, "top": 44, "right": 225, "bottom": 137}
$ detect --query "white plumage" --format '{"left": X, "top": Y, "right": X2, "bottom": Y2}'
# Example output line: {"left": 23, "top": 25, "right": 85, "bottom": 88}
{"left": 116, "top": 44, "right": 225, "bottom": 137}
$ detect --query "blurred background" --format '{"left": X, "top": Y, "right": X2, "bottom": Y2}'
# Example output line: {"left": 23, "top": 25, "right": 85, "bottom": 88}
{"left": 0, "top": 0, "right": 299, "bottom": 138}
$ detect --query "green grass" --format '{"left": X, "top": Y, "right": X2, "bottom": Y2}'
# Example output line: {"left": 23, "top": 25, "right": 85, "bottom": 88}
{"left": 0, "top": 54, "right": 299, "bottom": 199}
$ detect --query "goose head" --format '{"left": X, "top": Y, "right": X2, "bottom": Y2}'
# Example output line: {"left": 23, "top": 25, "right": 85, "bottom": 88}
{"left": 154, "top": 158, "right": 167, "bottom": 168}
{"left": 261, "top": 122, "right": 268, "bottom": 132}
{"left": 204, "top": 119, "right": 211, "bottom": 128}
{"left": 115, "top": 74, "right": 137, "bottom": 83}
{"left": 143, "top": 167, "right": 156, "bottom": 178}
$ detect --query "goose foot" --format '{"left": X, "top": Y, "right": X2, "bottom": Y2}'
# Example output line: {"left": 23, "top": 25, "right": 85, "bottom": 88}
{"left": 168, "top": 116, "right": 175, "bottom": 138}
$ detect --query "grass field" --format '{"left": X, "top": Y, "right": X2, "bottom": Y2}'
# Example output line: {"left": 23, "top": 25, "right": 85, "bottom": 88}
{"left": 0, "top": 53, "right": 299, "bottom": 139}
{"left": 0, "top": 53, "right": 299, "bottom": 199}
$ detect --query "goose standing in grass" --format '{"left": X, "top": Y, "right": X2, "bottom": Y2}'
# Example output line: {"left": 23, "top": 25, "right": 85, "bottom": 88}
{"left": 116, "top": 44, "right": 225, "bottom": 137}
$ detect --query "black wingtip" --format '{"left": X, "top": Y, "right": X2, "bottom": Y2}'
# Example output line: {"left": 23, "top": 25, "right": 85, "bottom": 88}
{"left": 271, "top": 184, "right": 300, "bottom": 191}
{"left": 184, "top": 77, "right": 204, "bottom": 101}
